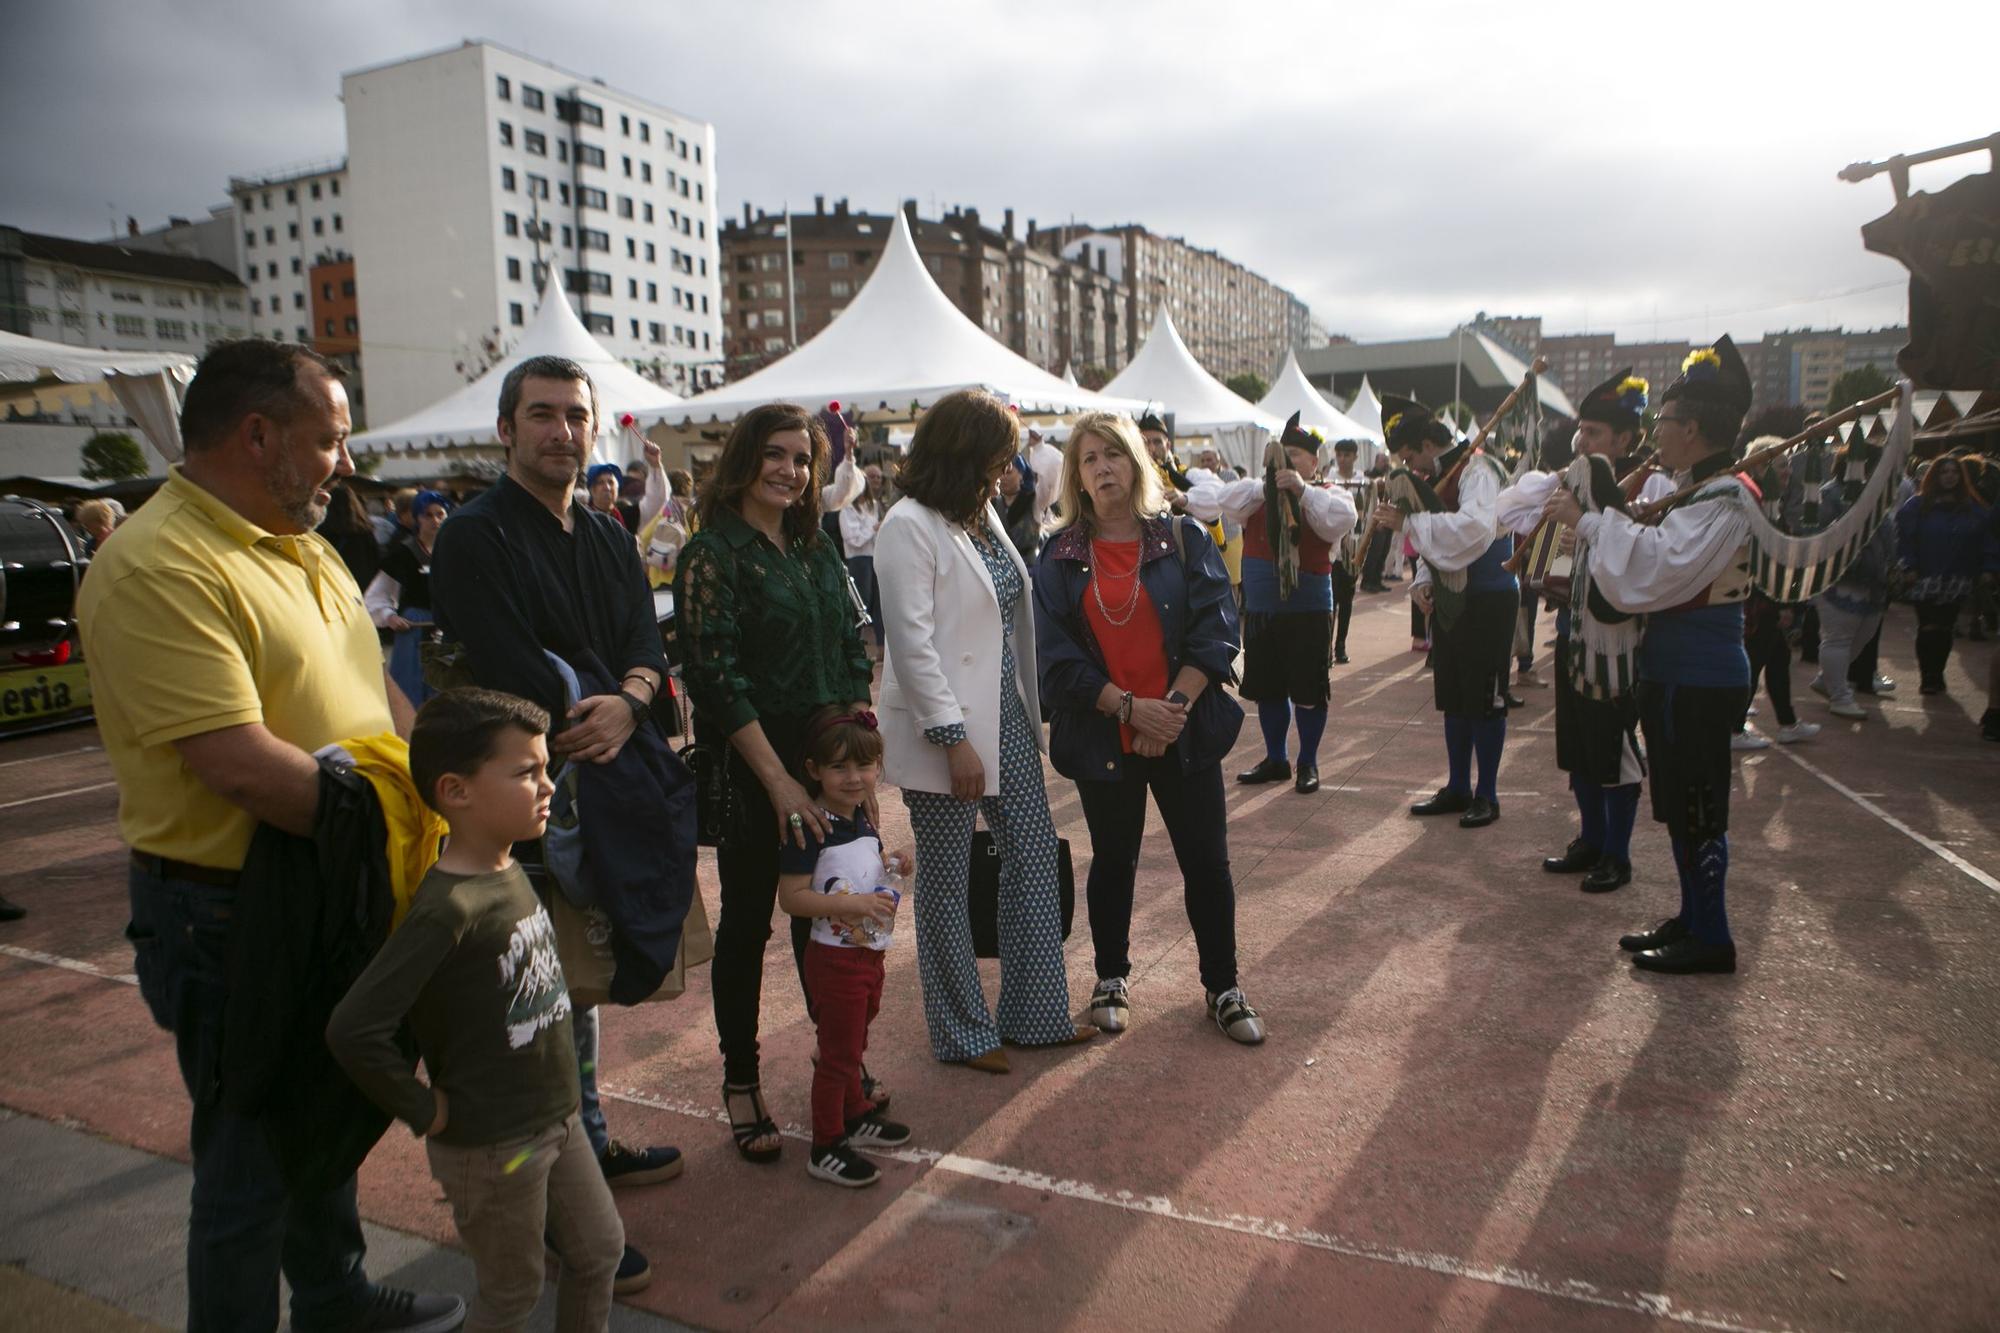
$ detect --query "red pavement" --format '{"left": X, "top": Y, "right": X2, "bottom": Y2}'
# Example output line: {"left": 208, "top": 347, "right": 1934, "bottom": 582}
{"left": 2, "top": 596, "right": 1996, "bottom": 1331}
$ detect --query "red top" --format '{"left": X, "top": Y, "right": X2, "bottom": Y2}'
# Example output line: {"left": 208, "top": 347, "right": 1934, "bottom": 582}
{"left": 1080, "top": 539, "right": 1169, "bottom": 753}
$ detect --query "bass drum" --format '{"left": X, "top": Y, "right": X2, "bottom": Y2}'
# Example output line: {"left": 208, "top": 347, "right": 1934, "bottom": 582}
{"left": 0, "top": 496, "right": 87, "bottom": 655}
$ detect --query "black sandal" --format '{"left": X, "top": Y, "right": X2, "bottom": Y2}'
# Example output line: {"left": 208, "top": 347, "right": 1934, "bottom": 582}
{"left": 722, "top": 1082, "right": 782, "bottom": 1164}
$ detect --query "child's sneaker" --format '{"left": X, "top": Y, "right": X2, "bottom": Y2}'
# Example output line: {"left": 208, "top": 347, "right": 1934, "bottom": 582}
{"left": 808, "top": 1139, "right": 881, "bottom": 1188}
{"left": 843, "top": 1111, "right": 911, "bottom": 1147}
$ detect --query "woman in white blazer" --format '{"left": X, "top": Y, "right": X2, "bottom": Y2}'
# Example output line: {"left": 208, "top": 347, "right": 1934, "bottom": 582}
{"left": 876, "top": 390, "right": 1095, "bottom": 1070}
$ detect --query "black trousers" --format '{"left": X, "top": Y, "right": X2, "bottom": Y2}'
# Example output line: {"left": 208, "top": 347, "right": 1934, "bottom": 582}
{"left": 1915, "top": 599, "right": 1962, "bottom": 684}
{"left": 1332, "top": 566, "right": 1356, "bottom": 654}
{"left": 1075, "top": 757, "right": 1237, "bottom": 994}
{"left": 712, "top": 740, "right": 814, "bottom": 1087}
{"left": 1638, "top": 681, "right": 1751, "bottom": 840}
{"left": 1361, "top": 528, "right": 1391, "bottom": 586}
{"left": 1743, "top": 607, "right": 1796, "bottom": 728}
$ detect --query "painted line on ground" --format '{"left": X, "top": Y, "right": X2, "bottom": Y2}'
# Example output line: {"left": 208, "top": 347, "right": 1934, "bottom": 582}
{"left": 597, "top": 1086, "right": 1776, "bottom": 1332}
{"left": 0, "top": 744, "right": 102, "bottom": 769}
{"left": 0, "top": 780, "right": 119, "bottom": 811}
{"left": 1768, "top": 746, "right": 2000, "bottom": 897}
{"left": 0, "top": 943, "right": 138, "bottom": 985}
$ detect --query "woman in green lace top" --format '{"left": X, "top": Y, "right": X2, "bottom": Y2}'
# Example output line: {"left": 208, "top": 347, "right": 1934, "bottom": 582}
{"left": 674, "top": 402, "right": 873, "bottom": 1163}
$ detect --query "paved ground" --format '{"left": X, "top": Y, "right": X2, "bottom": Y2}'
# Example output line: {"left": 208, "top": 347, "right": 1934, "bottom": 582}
{"left": 1, "top": 595, "right": 1995, "bottom": 1332}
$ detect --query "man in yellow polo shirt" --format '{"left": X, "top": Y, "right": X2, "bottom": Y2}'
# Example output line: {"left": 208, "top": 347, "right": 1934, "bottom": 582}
{"left": 76, "top": 341, "right": 458, "bottom": 1333}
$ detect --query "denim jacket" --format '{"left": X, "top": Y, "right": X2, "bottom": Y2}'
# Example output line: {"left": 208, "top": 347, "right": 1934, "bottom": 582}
{"left": 1032, "top": 515, "right": 1243, "bottom": 781}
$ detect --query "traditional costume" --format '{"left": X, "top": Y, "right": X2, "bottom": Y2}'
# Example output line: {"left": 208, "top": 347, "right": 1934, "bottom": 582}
{"left": 1497, "top": 370, "right": 1672, "bottom": 891}
{"left": 1571, "top": 338, "right": 1757, "bottom": 974}
{"left": 1388, "top": 396, "right": 1516, "bottom": 828}
{"left": 1188, "top": 412, "right": 1358, "bottom": 794}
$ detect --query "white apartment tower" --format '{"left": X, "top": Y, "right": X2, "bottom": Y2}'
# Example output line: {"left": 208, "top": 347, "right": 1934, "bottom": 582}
{"left": 343, "top": 41, "right": 721, "bottom": 423}
{"left": 229, "top": 159, "right": 351, "bottom": 344}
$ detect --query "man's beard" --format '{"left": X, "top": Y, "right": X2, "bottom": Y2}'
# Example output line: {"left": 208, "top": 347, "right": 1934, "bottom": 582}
{"left": 266, "top": 446, "right": 328, "bottom": 531}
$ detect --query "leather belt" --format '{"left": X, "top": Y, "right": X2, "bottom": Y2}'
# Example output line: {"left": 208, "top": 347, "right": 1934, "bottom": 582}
{"left": 130, "top": 851, "right": 240, "bottom": 888}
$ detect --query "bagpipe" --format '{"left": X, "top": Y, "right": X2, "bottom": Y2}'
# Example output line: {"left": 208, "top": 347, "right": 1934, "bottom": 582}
{"left": 1506, "top": 457, "right": 1660, "bottom": 606}
{"left": 1632, "top": 384, "right": 1912, "bottom": 604}
{"left": 1262, "top": 435, "right": 1305, "bottom": 602}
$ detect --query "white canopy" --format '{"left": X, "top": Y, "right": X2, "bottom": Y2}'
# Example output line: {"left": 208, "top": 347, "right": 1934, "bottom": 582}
{"left": 1344, "top": 375, "right": 1384, "bottom": 438}
{"left": 1062, "top": 363, "right": 1079, "bottom": 386}
{"left": 654, "top": 211, "right": 1135, "bottom": 428}
{"left": 350, "top": 283, "right": 682, "bottom": 466}
{"left": 1102, "top": 305, "right": 1280, "bottom": 470}
{"left": 1257, "top": 348, "right": 1383, "bottom": 473}
{"left": 0, "top": 330, "right": 196, "bottom": 465}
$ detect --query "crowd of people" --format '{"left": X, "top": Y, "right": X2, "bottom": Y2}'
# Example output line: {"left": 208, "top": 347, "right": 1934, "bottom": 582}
{"left": 46, "top": 333, "right": 1998, "bottom": 1329}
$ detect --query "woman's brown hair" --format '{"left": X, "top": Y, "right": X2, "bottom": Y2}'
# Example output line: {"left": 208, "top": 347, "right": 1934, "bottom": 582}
{"left": 1919, "top": 454, "right": 1986, "bottom": 509}
{"left": 896, "top": 389, "right": 1019, "bottom": 526}
{"left": 696, "top": 402, "right": 828, "bottom": 544}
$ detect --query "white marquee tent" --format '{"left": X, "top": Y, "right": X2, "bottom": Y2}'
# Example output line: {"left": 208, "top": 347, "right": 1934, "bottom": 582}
{"left": 652, "top": 211, "right": 1136, "bottom": 429}
{"left": 0, "top": 331, "right": 195, "bottom": 465}
{"left": 1256, "top": 348, "right": 1382, "bottom": 472}
{"left": 1102, "top": 306, "right": 1280, "bottom": 470}
{"left": 1344, "top": 375, "right": 1385, "bottom": 440}
{"left": 349, "top": 282, "right": 682, "bottom": 468}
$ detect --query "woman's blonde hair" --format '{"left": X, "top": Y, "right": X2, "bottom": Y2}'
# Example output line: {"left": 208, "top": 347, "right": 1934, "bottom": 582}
{"left": 1052, "top": 412, "right": 1165, "bottom": 532}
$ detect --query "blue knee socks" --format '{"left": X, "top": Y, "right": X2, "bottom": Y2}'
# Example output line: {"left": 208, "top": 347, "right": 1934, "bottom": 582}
{"left": 1258, "top": 700, "right": 1291, "bottom": 763}
{"left": 1443, "top": 716, "right": 1472, "bottom": 794}
{"left": 1689, "top": 836, "right": 1732, "bottom": 945}
{"left": 1572, "top": 773, "right": 1605, "bottom": 851}
{"left": 1602, "top": 784, "right": 1641, "bottom": 865}
{"left": 1471, "top": 716, "right": 1506, "bottom": 804}
{"left": 1293, "top": 705, "right": 1328, "bottom": 769}
{"left": 1668, "top": 836, "right": 1693, "bottom": 928}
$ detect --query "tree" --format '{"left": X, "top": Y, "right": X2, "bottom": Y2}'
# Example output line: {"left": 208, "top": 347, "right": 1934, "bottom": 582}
{"left": 79, "top": 432, "right": 148, "bottom": 482}
{"left": 1825, "top": 364, "right": 1892, "bottom": 414}
{"left": 1077, "top": 365, "right": 1111, "bottom": 391}
{"left": 454, "top": 326, "right": 510, "bottom": 382}
{"left": 1225, "top": 371, "right": 1269, "bottom": 402}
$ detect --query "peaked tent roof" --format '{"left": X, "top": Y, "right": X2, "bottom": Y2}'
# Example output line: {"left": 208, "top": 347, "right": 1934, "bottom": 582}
{"left": 1257, "top": 349, "right": 1378, "bottom": 443}
{"left": 1345, "top": 374, "right": 1384, "bottom": 437}
{"left": 1103, "top": 305, "right": 1281, "bottom": 436}
{"left": 349, "top": 282, "right": 682, "bottom": 459}
{"left": 1062, "top": 363, "right": 1079, "bottom": 386}
{"left": 1299, "top": 332, "right": 1576, "bottom": 418}
{"left": 652, "top": 211, "right": 1137, "bottom": 427}
{"left": 0, "top": 330, "right": 196, "bottom": 384}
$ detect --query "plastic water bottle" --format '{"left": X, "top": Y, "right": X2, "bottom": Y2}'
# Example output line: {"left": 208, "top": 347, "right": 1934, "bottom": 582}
{"left": 860, "top": 862, "right": 906, "bottom": 947}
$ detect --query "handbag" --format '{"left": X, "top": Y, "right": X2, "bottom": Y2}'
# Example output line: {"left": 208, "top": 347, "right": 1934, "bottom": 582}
{"left": 548, "top": 886, "right": 713, "bottom": 1007}
{"left": 674, "top": 680, "right": 734, "bottom": 848}
{"left": 967, "top": 830, "right": 1075, "bottom": 960}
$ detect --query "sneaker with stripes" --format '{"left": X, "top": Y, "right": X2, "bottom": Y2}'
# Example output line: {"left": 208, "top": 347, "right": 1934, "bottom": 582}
{"left": 808, "top": 1139, "right": 881, "bottom": 1188}
{"left": 1088, "top": 976, "right": 1130, "bottom": 1033}
{"left": 843, "top": 1112, "right": 911, "bottom": 1147}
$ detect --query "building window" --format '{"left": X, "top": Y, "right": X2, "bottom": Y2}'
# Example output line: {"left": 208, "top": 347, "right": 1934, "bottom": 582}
{"left": 645, "top": 241, "right": 656, "bottom": 262}
{"left": 511, "top": 302, "right": 524, "bottom": 326}
{"left": 496, "top": 74, "right": 511, "bottom": 100}
{"left": 330, "top": 179, "right": 340, "bottom": 197}
{"left": 264, "top": 225, "right": 275, "bottom": 243}
{"left": 642, "top": 202, "right": 654, "bottom": 224}
{"left": 528, "top": 174, "right": 551, "bottom": 200}
{"left": 617, "top": 196, "right": 634, "bottom": 219}
{"left": 311, "top": 182, "right": 322, "bottom": 200}
{"left": 290, "top": 257, "right": 302, "bottom": 275}
{"left": 565, "top": 268, "right": 612, "bottom": 295}
{"left": 586, "top": 312, "right": 614, "bottom": 334}
{"left": 244, "top": 229, "right": 256, "bottom": 249}
{"left": 694, "top": 144, "right": 702, "bottom": 164}
{"left": 641, "top": 162, "right": 651, "bottom": 183}
{"left": 561, "top": 225, "right": 572, "bottom": 247}
{"left": 579, "top": 185, "right": 606, "bottom": 209}
{"left": 830, "top": 280, "right": 851, "bottom": 298}
{"left": 639, "top": 121, "right": 650, "bottom": 142}
{"left": 267, "top": 261, "right": 277, "bottom": 278}
{"left": 646, "top": 282, "right": 657, "bottom": 302}
{"left": 524, "top": 129, "right": 546, "bottom": 156}
{"left": 507, "top": 257, "right": 522, "bottom": 280}
{"left": 522, "top": 85, "right": 545, "bottom": 110}
{"left": 622, "top": 155, "right": 632, "bottom": 177}
{"left": 344, "top": 316, "right": 357, "bottom": 334}
{"left": 577, "top": 143, "right": 605, "bottom": 168}
{"left": 251, "top": 298, "right": 261, "bottom": 315}
{"left": 630, "top": 318, "right": 640, "bottom": 339}
{"left": 627, "top": 277, "right": 638, "bottom": 298}
{"left": 341, "top": 279, "right": 354, "bottom": 297}
{"left": 502, "top": 166, "right": 516, "bottom": 191}
{"left": 321, "top": 282, "right": 333, "bottom": 300}
{"left": 504, "top": 212, "right": 519, "bottom": 236}
{"left": 581, "top": 228, "right": 609, "bottom": 251}
{"left": 333, "top": 214, "right": 342, "bottom": 232}
{"left": 558, "top": 97, "right": 603, "bottom": 127}
{"left": 499, "top": 121, "right": 513, "bottom": 146}
{"left": 559, "top": 182, "right": 570, "bottom": 205}
{"left": 293, "top": 292, "right": 305, "bottom": 309}
{"left": 649, "top": 321, "right": 664, "bottom": 343}
{"left": 557, "top": 139, "right": 567, "bottom": 163}
{"left": 312, "top": 218, "right": 324, "bottom": 236}
{"left": 287, "top": 221, "right": 298, "bottom": 239}
{"left": 625, "top": 236, "right": 636, "bottom": 258}
{"left": 286, "top": 186, "right": 297, "bottom": 203}
{"left": 324, "top": 318, "right": 336, "bottom": 336}
{"left": 114, "top": 314, "right": 146, "bottom": 337}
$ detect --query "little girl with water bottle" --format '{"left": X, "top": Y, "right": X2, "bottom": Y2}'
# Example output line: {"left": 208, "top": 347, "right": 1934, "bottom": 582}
{"left": 777, "top": 705, "right": 913, "bottom": 1187}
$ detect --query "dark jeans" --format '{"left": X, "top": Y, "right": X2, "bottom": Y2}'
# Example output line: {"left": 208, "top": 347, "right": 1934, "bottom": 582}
{"left": 126, "top": 864, "right": 369, "bottom": 1333}
{"left": 1915, "top": 599, "right": 1962, "bottom": 684}
{"left": 713, "top": 751, "right": 814, "bottom": 1086}
{"left": 1075, "top": 756, "right": 1237, "bottom": 994}
{"left": 1744, "top": 610, "right": 1796, "bottom": 728}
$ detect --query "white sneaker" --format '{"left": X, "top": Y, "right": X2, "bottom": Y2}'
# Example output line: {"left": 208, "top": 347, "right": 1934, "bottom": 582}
{"left": 1731, "top": 731, "right": 1772, "bottom": 751}
{"left": 1829, "top": 700, "right": 1867, "bottom": 720}
{"left": 1087, "top": 976, "right": 1129, "bottom": 1033}
{"left": 1775, "top": 721, "right": 1820, "bottom": 743}
{"left": 1871, "top": 675, "right": 1898, "bottom": 694}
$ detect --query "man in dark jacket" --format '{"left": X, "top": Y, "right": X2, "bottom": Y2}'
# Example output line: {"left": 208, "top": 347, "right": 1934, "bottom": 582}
{"left": 429, "top": 354, "right": 685, "bottom": 1290}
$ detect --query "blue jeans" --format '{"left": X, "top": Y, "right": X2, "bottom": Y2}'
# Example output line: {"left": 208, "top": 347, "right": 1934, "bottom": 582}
{"left": 127, "top": 863, "right": 370, "bottom": 1332}
{"left": 573, "top": 1004, "right": 609, "bottom": 1155}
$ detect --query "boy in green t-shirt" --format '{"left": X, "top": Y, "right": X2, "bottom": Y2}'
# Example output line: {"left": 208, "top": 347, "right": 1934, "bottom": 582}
{"left": 328, "top": 688, "right": 624, "bottom": 1328}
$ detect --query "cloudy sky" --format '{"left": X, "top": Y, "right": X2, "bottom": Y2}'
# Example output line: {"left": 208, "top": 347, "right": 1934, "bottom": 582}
{"left": 5, "top": 0, "right": 1988, "bottom": 346}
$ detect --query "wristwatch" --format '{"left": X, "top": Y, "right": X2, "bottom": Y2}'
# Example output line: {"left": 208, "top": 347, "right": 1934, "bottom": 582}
{"left": 1165, "top": 689, "right": 1190, "bottom": 708}
{"left": 619, "top": 690, "right": 650, "bottom": 724}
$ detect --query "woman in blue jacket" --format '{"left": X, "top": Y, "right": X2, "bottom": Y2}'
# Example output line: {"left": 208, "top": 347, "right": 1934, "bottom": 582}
{"left": 1032, "top": 413, "right": 1260, "bottom": 1044}
{"left": 1895, "top": 456, "right": 1990, "bottom": 694}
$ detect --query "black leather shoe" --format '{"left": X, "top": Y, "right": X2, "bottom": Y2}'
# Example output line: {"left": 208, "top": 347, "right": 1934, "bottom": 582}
{"left": 1458, "top": 796, "right": 1499, "bottom": 828}
{"left": 1580, "top": 858, "right": 1632, "bottom": 893}
{"left": 1618, "top": 917, "right": 1689, "bottom": 953}
{"left": 1360, "top": 581, "right": 1387, "bottom": 594}
{"left": 1632, "top": 937, "right": 1736, "bottom": 974}
{"left": 1409, "top": 787, "right": 1471, "bottom": 816}
{"left": 1503, "top": 692, "right": 1526, "bottom": 710}
{"left": 0, "top": 894, "right": 25, "bottom": 922}
{"left": 1294, "top": 765, "right": 1320, "bottom": 794}
{"left": 1236, "top": 757, "right": 1292, "bottom": 785}
{"left": 1334, "top": 649, "right": 1350, "bottom": 664}
{"left": 1542, "top": 839, "right": 1599, "bottom": 874}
